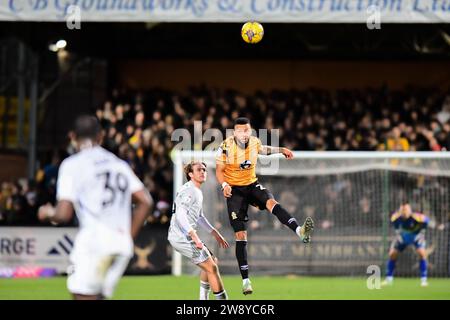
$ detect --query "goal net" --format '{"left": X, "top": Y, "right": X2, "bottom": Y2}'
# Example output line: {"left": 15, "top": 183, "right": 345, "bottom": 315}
{"left": 172, "top": 151, "right": 450, "bottom": 277}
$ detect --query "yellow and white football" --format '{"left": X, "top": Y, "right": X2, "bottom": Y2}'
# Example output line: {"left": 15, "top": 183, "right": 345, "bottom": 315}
{"left": 241, "top": 22, "right": 264, "bottom": 44}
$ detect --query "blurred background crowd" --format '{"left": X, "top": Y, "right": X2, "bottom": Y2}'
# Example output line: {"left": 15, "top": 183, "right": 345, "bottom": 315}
{"left": 1, "top": 85, "right": 449, "bottom": 227}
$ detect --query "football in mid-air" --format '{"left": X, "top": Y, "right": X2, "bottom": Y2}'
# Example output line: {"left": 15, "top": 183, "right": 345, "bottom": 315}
{"left": 241, "top": 22, "right": 264, "bottom": 44}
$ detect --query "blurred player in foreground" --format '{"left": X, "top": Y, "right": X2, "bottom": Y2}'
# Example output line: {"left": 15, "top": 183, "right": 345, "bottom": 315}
{"left": 382, "top": 201, "right": 429, "bottom": 287}
{"left": 38, "top": 115, "right": 153, "bottom": 299}
{"left": 216, "top": 117, "right": 314, "bottom": 295}
{"left": 168, "top": 161, "right": 230, "bottom": 300}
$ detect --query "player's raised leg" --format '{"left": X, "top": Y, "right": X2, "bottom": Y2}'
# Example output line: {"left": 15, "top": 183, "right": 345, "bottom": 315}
{"left": 198, "top": 257, "right": 228, "bottom": 300}
{"left": 266, "top": 199, "right": 314, "bottom": 243}
{"left": 382, "top": 248, "right": 398, "bottom": 286}
{"left": 416, "top": 248, "right": 428, "bottom": 287}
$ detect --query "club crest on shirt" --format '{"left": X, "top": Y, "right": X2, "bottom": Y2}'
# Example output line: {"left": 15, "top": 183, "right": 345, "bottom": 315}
{"left": 180, "top": 194, "right": 192, "bottom": 206}
{"left": 240, "top": 160, "right": 252, "bottom": 170}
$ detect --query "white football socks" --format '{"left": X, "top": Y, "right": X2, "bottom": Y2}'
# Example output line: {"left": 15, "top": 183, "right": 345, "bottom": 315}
{"left": 199, "top": 281, "right": 210, "bottom": 300}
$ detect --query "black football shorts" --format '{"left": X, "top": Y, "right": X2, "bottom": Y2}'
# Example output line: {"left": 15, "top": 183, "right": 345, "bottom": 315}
{"left": 226, "top": 181, "right": 274, "bottom": 232}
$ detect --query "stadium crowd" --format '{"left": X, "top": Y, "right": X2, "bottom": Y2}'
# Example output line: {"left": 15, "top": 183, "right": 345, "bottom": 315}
{"left": 1, "top": 86, "right": 450, "bottom": 226}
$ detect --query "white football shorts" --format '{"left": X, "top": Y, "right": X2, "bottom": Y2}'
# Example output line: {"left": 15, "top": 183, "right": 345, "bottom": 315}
{"left": 168, "top": 237, "right": 212, "bottom": 265}
{"left": 67, "top": 252, "right": 131, "bottom": 298}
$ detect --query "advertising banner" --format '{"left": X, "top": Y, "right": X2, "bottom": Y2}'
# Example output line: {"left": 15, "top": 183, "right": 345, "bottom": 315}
{"left": 0, "top": 1, "right": 449, "bottom": 23}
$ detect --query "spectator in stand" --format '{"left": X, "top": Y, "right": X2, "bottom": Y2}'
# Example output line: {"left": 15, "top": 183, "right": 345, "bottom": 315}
{"left": 384, "top": 127, "right": 410, "bottom": 151}
{"left": 3, "top": 86, "right": 450, "bottom": 226}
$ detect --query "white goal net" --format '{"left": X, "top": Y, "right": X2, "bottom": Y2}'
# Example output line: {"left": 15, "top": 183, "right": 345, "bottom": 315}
{"left": 172, "top": 151, "right": 450, "bottom": 277}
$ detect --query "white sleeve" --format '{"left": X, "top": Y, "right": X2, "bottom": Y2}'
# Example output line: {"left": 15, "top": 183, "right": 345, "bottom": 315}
{"left": 197, "top": 214, "right": 215, "bottom": 233}
{"left": 175, "top": 205, "right": 194, "bottom": 234}
{"left": 124, "top": 163, "right": 144, "bottom": 194}
{"left": 56, "top": 161, "right": 77, "bottom": 203}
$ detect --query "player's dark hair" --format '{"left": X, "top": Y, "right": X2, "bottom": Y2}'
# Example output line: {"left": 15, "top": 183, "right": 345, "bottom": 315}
{"left": 184, "top": 161, "right": 207, "bottom": 181}
{"left": 74, "top": 115, "right": 101, "bottom": 140}
{"left": 234, "top": 117, "right": 250, "bottom": 127}
{"left": 399, "top": 195, "right": 409, "bottom": 205}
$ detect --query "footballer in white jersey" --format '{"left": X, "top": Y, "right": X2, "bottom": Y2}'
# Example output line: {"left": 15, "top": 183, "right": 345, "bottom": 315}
{"left": 168, "top": 161, "right": 230, "bottom": 300}
{"left": 38, "top": 115, "right": 152, "bottom": 300}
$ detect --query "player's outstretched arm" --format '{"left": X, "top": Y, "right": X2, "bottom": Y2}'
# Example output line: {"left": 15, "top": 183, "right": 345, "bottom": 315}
{"left": 198, "top": 215, "right": 230, "bottom": 249}
{"left": 260, "top": 146, "right": 294, "bottom": 159}
{"left": 211, "top": 229, "right": 230, "bottom": 249}
{"left": 131, "top": 189, "right": 153, "bottom": 240}
{"left": 188, "top": 230, "right": 204, "bottom": 249}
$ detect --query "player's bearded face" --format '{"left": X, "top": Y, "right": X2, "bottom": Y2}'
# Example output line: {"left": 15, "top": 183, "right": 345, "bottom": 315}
{"left": 234, "top": 124, "right": 252, "bottom": 144}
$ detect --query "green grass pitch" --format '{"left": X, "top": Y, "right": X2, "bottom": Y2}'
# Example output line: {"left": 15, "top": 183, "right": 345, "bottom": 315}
{"left": 1, "top": 276, "right": 449, "bottom": 300}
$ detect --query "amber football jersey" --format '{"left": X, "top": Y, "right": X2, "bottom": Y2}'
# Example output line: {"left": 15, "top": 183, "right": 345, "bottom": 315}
{"left": 216, "top": 136, "right": 262, "bottom": 186}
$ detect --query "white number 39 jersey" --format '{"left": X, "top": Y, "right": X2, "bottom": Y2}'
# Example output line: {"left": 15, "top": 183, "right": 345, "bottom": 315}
{"left": 57, "top": 146, "right": 144, "bottom": 255}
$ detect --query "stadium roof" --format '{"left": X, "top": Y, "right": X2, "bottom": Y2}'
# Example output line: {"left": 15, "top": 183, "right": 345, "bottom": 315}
{"left": 0, "top": 22, "right": 449, "bottom": 60}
